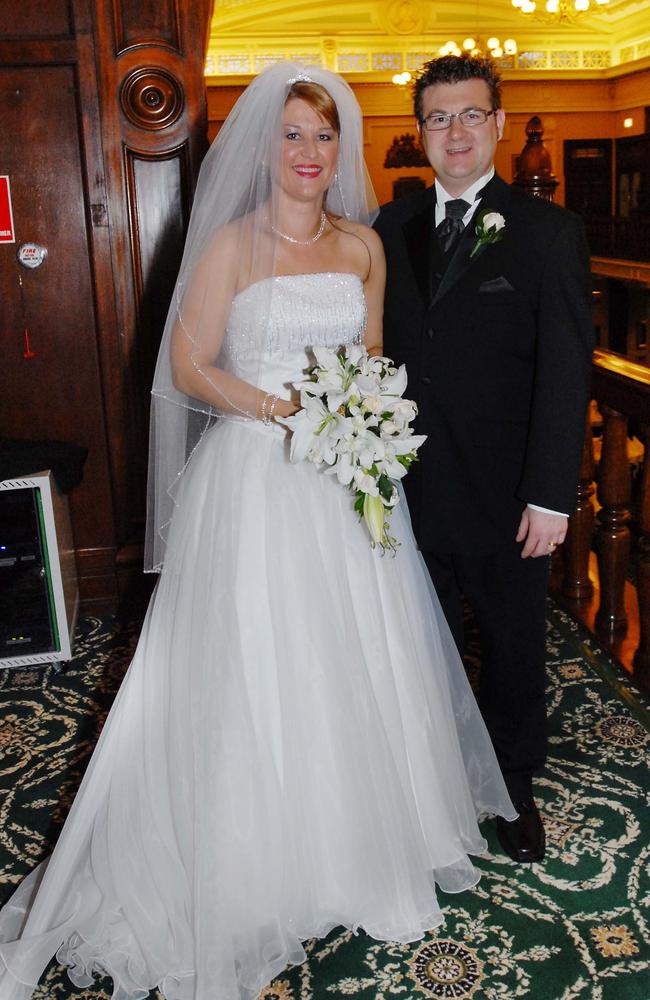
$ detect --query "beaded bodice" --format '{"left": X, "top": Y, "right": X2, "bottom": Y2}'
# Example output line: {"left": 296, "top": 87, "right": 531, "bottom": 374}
{"left": 222, "top": 272, "right": 367, "bottom": 398}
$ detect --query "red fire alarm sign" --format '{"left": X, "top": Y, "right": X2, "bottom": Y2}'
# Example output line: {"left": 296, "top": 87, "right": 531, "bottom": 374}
{"left": 0, "top": 176, "right": 16, "bottom": 244}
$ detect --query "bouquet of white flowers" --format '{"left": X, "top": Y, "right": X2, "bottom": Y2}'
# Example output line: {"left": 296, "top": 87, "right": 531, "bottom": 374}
{"left": 277, "top": 345, "right": 426, "bottom": 553}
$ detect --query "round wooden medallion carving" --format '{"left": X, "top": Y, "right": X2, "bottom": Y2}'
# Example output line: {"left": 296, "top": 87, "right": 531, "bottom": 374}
{"left": 120, "top": 68, "right": 184, "bottom": 130}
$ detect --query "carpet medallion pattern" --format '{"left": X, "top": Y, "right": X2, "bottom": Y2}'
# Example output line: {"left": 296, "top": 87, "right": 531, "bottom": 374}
{"left": 0, "top": 603, "right": 648, "bottom": 1000}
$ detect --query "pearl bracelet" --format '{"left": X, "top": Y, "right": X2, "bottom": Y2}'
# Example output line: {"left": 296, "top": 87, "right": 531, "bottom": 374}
{"left": 261, "top": 392, "right": 279, "bottom": 426}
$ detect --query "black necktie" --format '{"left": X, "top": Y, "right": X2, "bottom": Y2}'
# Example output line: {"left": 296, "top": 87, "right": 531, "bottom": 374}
{"left": 436, "top": 198, "right": 470, "bottom": 254}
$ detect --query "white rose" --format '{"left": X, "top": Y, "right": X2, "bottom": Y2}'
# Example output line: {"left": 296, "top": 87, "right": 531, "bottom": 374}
{"left": 391, "top": 399, "right": 417, "bottom": 425}
{"left": 362, "top": 395, "right": 383, "bottom": 415}
{"left": 483, "top": 211, "right": 505, "bottom": 232}
{"left": 354, "top": 469, "right": 379, "bottom": 496}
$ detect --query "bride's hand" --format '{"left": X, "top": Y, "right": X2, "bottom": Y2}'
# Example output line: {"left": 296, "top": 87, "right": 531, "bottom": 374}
{"left": 273, "top": 398, "right": 301, "bottom": 420}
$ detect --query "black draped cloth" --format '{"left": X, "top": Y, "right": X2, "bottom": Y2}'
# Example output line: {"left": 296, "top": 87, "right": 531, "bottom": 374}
{"left": 0, "top": 439, "right": 87, "bottom": 494}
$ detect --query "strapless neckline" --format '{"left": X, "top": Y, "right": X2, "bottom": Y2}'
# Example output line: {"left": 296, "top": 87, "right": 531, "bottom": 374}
{"left": 232, "top": 271, "right": 363, "bottom": 307}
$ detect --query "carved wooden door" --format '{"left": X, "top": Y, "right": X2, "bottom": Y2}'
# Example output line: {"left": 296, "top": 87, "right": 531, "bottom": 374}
{"left": 0, "top": 0, "right": 212, "bottom": 609}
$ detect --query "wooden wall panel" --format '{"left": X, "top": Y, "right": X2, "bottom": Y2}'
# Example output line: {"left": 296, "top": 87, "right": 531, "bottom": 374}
{"left": 0, "top": 1, "right": 73, "bottom": 38}
{"left": 121, "top": 147, "right": 191, "bottom": 501}
{"left": 113, "top": 0, "right": 181, "bottom": 54}
{"left": 129, "top": 149, "right": 189, "bottom": 360}
{"left": 0, "top": 62, "right": 117, "bottom": 597}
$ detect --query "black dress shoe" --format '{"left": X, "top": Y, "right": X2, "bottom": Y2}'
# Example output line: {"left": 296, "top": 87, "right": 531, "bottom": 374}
{"left": 496, "top": 798, "right": 545, "bottom": 863}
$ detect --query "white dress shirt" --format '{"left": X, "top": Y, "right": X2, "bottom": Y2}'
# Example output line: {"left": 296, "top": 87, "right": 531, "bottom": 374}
{"left": 434, "top": 169, "right": 494, "bottom": 229}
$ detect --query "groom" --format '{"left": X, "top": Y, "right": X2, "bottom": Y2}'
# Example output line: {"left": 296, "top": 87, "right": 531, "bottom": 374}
{"left": 374, "top": 54, "right": 593, "bottom": 863}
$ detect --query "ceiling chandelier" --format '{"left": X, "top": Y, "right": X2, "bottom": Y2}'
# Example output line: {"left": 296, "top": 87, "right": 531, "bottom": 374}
{"left": 512, "top": 0, "right": 609, "bottom": 19}
{"left": 438, "top": 36, "right": 518, "bottom": 59}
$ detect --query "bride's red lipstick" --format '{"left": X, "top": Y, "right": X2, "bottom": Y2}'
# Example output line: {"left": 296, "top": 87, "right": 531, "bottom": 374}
{"left": 293, "top": 164, "right": 322, "bottom": 176}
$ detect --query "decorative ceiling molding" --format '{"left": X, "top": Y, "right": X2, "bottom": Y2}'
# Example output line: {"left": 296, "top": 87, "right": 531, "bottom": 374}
{"left": 207, "top": 0, "right": 650, "bottom": 78}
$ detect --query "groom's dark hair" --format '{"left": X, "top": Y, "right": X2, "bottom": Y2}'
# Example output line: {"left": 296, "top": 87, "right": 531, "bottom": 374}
{"left": 414, "top": 55, "right": 502, "bottom": 121}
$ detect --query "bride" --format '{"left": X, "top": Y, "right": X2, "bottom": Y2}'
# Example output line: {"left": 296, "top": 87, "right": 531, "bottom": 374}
{"left": 0, "top": 62, "right": 515, "bottom": 1000}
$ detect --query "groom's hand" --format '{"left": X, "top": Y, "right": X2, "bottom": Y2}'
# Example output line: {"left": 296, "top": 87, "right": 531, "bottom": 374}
{"left": 516, "top": 507, "right": 568, "bottom": 559}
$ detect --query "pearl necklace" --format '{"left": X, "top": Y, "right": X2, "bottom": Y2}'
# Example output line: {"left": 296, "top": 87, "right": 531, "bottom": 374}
{"left": 270, "top": 211, "right": 327, "bottom": 246}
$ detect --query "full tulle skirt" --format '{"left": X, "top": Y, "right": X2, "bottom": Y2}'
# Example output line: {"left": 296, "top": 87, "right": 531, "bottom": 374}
{"left": 0, "top": 419, "right": 515, "bottom": 1000}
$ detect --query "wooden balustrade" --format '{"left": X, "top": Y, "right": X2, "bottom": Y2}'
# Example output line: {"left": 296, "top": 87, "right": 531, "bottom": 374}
{"left": 636, "top": 424, "right": 650, "bottom": 674}
{"left": 595, "top": 405, "right": 633, "bottom": 633}
{"left": 562, "top": 413, "right": 596, "bottom": 601}
{"left": 556, "top": 349, "right": 650, "bottom": 689}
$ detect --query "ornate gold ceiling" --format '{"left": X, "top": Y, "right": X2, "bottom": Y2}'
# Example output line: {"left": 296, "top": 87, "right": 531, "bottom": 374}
{"left": 207, "top": 0, "right": 650, "bottom": 78}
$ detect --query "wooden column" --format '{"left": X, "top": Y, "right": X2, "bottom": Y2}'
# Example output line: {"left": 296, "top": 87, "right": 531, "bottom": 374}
{"left": 92, "top": 0, "right": 213, "bottom": 594}
{"left": 562, "top": 412, "right": 596, "bottom": 600}
{"left": 634, "top": 425, "right": 650, "bottom": 679}
{"left": 595, "top": 406, "right": 632, "bottom": 634}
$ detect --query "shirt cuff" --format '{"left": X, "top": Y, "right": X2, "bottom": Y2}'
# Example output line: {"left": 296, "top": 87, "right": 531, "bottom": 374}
{"left": 527, "top": 503, "right": 568, "bottom": 517}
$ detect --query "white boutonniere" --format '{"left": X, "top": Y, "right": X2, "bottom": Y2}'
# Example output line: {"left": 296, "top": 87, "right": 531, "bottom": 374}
{"left": 470, "top": 209, "right": 506, "bottom": 258}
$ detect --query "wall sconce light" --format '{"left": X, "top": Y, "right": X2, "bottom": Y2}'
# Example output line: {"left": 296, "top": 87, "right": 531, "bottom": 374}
{"left": 392, "top": 72, "right": 412, "bottom": 86}
{"left": 623, "top": 117, "right": 634, "bottom": 129}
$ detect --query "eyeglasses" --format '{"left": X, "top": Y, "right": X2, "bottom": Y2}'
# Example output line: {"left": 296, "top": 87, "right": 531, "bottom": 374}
{"left": 420, "top": 109, "right": 496, "bottom": 131}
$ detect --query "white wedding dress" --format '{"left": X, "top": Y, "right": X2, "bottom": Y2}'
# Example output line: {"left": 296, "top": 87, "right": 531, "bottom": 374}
{"left": 0, "top": 273, "right": 515, "bottom": 1000}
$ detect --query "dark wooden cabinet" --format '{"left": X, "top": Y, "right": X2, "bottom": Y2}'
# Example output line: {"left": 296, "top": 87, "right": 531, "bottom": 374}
{"left": 616, "top": 132, "right": 650, "bottom": 218}
{"left": 563, "top": 138, "right": 613, "bottom": 218}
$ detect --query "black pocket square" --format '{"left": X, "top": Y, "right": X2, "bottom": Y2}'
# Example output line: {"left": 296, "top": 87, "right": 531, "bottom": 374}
{"left": 479, "top": 276, "right": 515, "bottom": 293}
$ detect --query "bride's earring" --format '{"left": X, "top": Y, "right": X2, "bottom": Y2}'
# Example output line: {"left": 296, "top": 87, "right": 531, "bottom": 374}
{"left": 335, "top": 170, "right": 349, "bottom": 219}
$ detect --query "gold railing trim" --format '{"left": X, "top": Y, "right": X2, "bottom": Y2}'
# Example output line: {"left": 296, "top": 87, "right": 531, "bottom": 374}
{"left": 593, "top": 348, "right": 650, "bottom": 388}
{"left": 591, "top": 258, "right": 650, "bottom": 287}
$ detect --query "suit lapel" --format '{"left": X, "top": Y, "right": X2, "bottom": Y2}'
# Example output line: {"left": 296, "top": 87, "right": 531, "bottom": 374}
{"left": 403, "top": 188, "right": 436, "bottom": 306}
{"left": 432, "top": 174, "right": 512, "bottom": 307}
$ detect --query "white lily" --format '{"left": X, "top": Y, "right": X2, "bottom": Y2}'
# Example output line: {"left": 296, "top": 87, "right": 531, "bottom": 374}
{"left": 351, "top": 429, "right": 384, "bottom": 470}
{"left": 345, "top": 343, "right": 367, "bottom": 368}
{"left": 326, "top": 451, "right": 355, "bottom": 485}
{"left": 378, "top": 364, "right": 407, "bottom": 399}
{"left": 312, "top": 346, "right": 343, "bottom": 374}
{"left": 379, "top": 434, "right": 427, "bottom": 479}
{"left": 278, "top": 393, "right": 351, "bottom": 464}
{"left": 363, "top": 493, "right": 386, "bottom": 548}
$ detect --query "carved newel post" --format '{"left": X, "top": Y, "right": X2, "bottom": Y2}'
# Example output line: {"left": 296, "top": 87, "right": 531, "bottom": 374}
{"left": 513, "top": 116, "right": 559, "bottom": 203}
{"left": 595, "top": 407, "right": 632, "bottom": 634}
{"left": 562, "top": 412, "right": 596, "bottom": 600}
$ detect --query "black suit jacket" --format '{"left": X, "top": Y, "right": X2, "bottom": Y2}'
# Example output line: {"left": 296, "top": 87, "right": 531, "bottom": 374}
{"left": 374, "top": 173, "right": 594, "bottom": 554}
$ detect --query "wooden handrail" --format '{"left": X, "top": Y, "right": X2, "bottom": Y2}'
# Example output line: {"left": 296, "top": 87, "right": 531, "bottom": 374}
{"left": 560, "top": 348, "right": 649, "bottom": 687}
{"left": 592, "top": 349, "right": 650, "bottom": 420}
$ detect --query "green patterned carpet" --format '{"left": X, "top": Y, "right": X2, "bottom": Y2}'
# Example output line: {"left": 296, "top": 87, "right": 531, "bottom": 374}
{"left": 0, "top": 602, "right": 648, "bottom": 1000}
